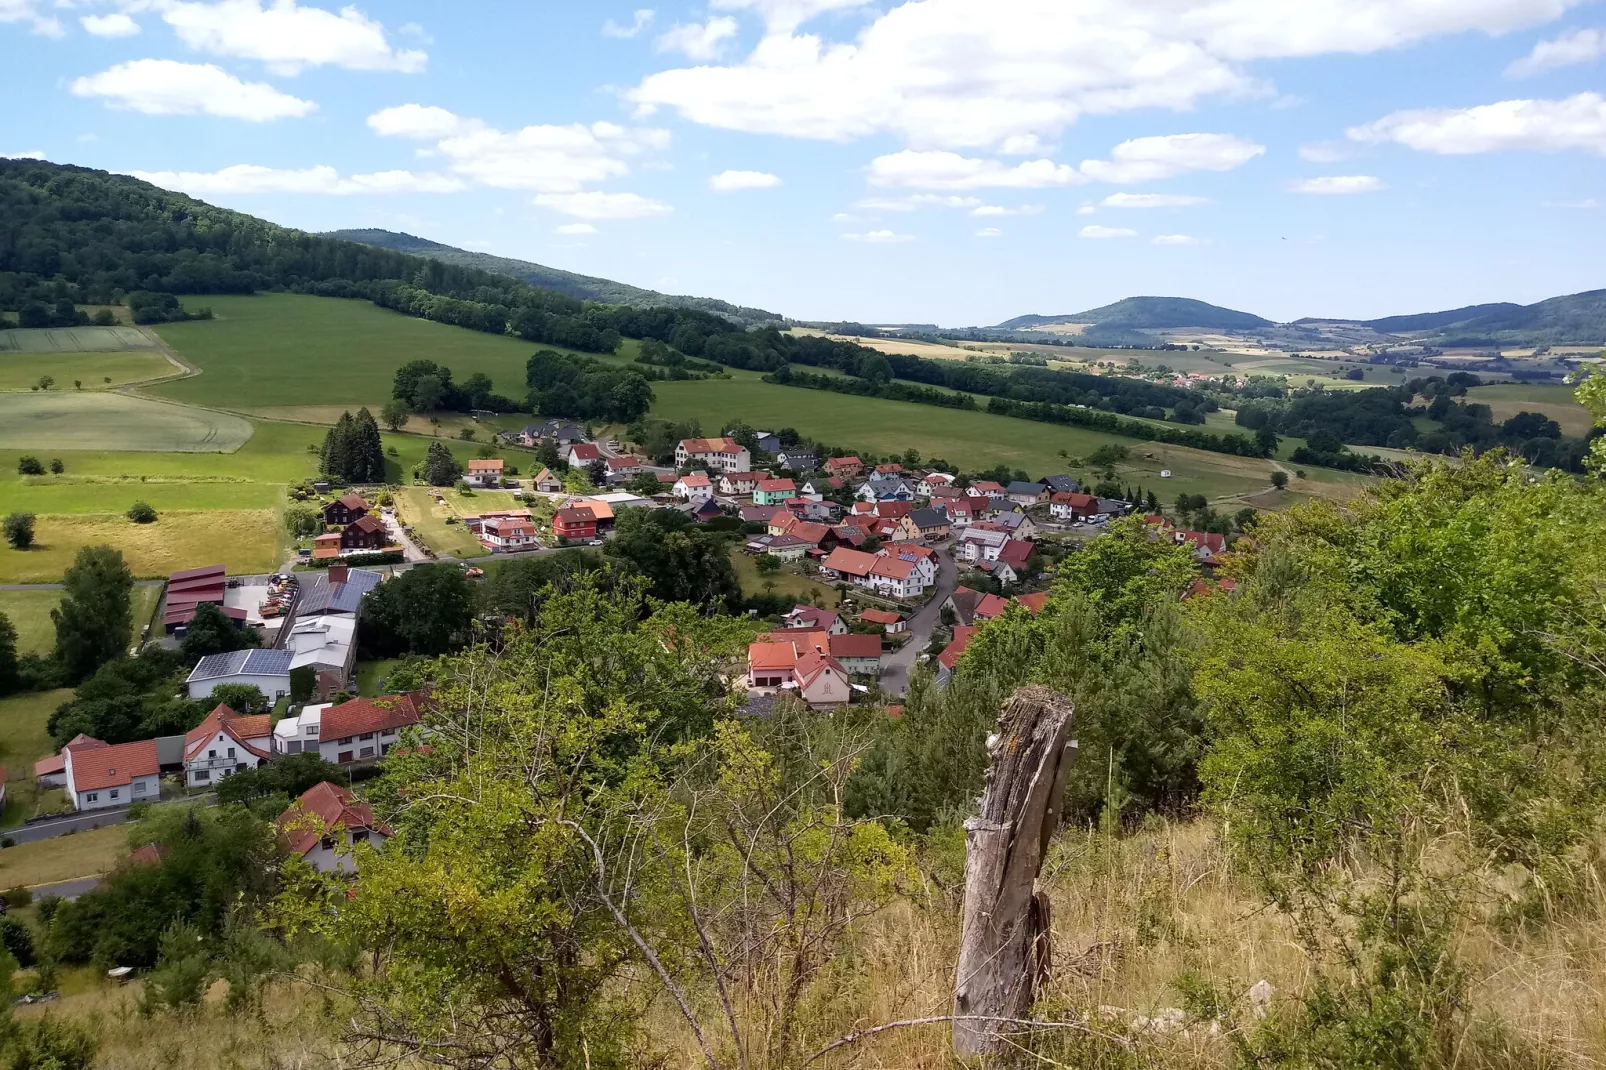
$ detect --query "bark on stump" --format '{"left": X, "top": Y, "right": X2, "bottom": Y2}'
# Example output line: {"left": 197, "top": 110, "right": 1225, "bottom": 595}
{"left": 952, "top": 685, "right": 1076, "bottom": 1059}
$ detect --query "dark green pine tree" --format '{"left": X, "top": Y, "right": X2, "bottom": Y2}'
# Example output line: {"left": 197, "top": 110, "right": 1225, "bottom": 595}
{"left": 321, "top": 412, "right": 356, "bottom": 479}
{"left": 353, "top": 407, "right": 386, "bottom": 482}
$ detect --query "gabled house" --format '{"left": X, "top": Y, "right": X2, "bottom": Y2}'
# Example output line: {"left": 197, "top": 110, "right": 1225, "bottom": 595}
{"left": 968, "top": 480, "right": 1007, "bottom": 498}
{"left": 673, "top": 471, "right": 714, "bottom": 503}
{"left": 719, "top": 472, "right": 763, "bottom": 496}
{"left": 1173, "top": 529, "right": 1227, "bottom": 564}
{"left": 994, "top": 539, "right": 1035, "bottom": 584}
{"left": 859, "top": 608, "right": 907, "bottom": 634}
{"left": 916, "top": 472, "right": 956, "bottom": 496}
{"left": 680, "top": 498, "right": 725, "bottom": 523}
{"left": 321, "top": 493, "right": 368, "bottom": 527}
{"left": 882, "top": 544, "right": 938, "bottom": 586}
{"left": 990, "top": 512, "right": 1039, "bottom": 540}
{"left": 1050, "top": 492, "right": 1099, "bottom": 521}
{"left": 553, "top": 506, "right": 598, "bottom": 541}
{"left": 271, "top": 693, "right": 425, "bottom": 766}
{"left": 533, "top": 467, "right": 565, "bottom": 493}
{"left": 936, "top": 626, "right": 981, "bottom": 687}
{"left": 186, "top": 649, "right": 293, "bottom": 702}
{"left": 775, "top": 450, "right": 817, "bottom": 472}
{"left": 65, "top": 738, "right": 160, "bottom": 811}
{"left": 182, "top": 704, "right": 272, "bottom": 788}
{"left": 286, "top": 614, "right": 359, "bottom": 699}
{"left": 34, "top": 734, "right": 108, "bottom": 788}
{"left": 741, "top": 504, "right": 783, "bottom": 525}
{"left": 339, "top": 513, "right": 389, "bottom": 551}
{"left": 959, "top": 526, "right": 1010, "bottom": 563}
{"left": 745, "top": 636, "right": 853, "bottom": 707}
{"left": 753, "top": 478, "right": 797, "bottom": 505}
{"left": 873, "top": 500, "right": 915, "bottom": 521}
{"left": 465, "top": 459, "right": 505, "bottom": 488}
{"left": 898, "top": 508, "right": 952, "bottom": 542}
{"left": 604, "top": 457, "right": 642, "bottom": 482}
{"left": 754, "top": 431, "right": 782, "bottom": 453}
{"left": 869, "top": 555, "right": 925, "bottom": 599}
{"left": 824, "top": 456, "right": 864, "bottom": 478}
{"left": 676, "top": 437, "right": 751, "bottom": 473}
{"left": 277, "top": 782, "right": 391, "bottom": 875}
{"left": 780, "top": 605, "right": 848, "bottom": 635}
{"left": 748, "top": 533, "right": 811, "bottom": 561}
{"left": 1042, "top": 475, "right": 1081, "bottom": 495}
{"left": 874, "top": 463, "right": 903, "bottom": 476}
{"left": 480, "top": 516, "right": 539, "bottom": 552}
{"left": 521, "top": 421, "right": 586, "bottom": 446}
{"left": 824, "top": 632, "right": 883, "bottom": 675}
{"left": 568, "top": 442, "right": 603, "bottom": 467}
{"left": 1006, "top": 481, "right": 1049, "bottom": 506}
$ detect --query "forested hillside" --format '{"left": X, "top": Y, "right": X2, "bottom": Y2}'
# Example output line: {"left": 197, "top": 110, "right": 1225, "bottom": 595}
{"left": 997, "top": 296, "right": 1272, "bottom": 331}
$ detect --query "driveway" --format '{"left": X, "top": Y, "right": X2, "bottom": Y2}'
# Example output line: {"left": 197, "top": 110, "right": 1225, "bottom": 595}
{"left": 383, "top": 511, "right": 432, "bottom": 564}
{"left": 879, "top": 545, "right": 959, "bottom": 698}
{"left": 27, "top": 876, "right": 101, "bottom": 901}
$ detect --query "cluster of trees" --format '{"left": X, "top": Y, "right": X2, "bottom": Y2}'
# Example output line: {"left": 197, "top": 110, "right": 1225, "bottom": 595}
{"left": 525, "top": 349, "right": 654, "bottom": 423}
{"left": 390, "top": 360, "right": 519, "bottom": 416}
{"left": 126, "top": 290, "right": 210, "bottom": 325}
{"left": 766, "top": 365, "right": 979, "bottom": 409}
{"left": 418, "top": 441, "right": 463, "bottom": 486}
{"left": 318, "top": 408, "right": 387, "bottom": 483}
{"left": 634, "top": 338, "right": 722, "bottom": 377}
{"left": 985, "top": 395, "right": 1275, "bottom": 457}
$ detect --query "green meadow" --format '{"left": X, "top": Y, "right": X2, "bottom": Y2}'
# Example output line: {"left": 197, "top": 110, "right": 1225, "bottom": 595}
{"left": 1466, "top": 382, "right": 1595, "bottom": 437}
{"left": 0, "top": 351, "right": 175, "bottom": 392}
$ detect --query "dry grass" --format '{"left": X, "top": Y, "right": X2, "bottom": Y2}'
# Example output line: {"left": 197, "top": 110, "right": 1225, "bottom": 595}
{"left": 0, "top": 824, "right": 128, "bottom": 887}
{"left": 0, "top": 510, "right": 282, "bottom": 583}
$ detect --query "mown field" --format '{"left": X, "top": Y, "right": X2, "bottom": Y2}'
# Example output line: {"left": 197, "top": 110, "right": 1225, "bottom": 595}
{"left": 1467, "top": 382, "right": 1594, "bottom": 437}
{"left": 0, "top": 688, "right": 69, "bottom": 790}
{"left": 0, "top": 585, "right": 161, "bottom": 656}
{"left": 0, "top": 823, "right": 129, "bottom": 886}
{"left": 393, "top": 486, "right": 526, "bottom": 559}
{"left": 0, "top": 325, "right": 154, "bottom": 353}
{"left": 729, "top": 547, "right": 840, "bottom": 608}
{"left": 0, "top": 511, "right": 284, "bottom": 583}
{"left": 0, "top": 351, "right": 175, "bottom": 391}
{"left": 0, "top": 393, "right": 253, "bottom": 452}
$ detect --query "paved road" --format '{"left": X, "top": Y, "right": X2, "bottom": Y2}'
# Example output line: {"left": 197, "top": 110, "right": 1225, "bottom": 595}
{"left": 28, "top": 877, "right": 101, "bottom": 901}
{"left": 7, "top": 792, "right": 213, "bottom": 846}
{"left": 879, "top": 545, "right": 960, "bottom": 698}
{"left": 383, "top": 511, "right": 432, "bottom": 564}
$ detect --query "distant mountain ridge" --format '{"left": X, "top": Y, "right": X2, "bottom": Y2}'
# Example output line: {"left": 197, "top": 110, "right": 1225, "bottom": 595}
{"left": 997, "top": 296, "right": 1272, "bottom": 332}
{"left": 323, "top": 229, "right": 783, "bottom": 327}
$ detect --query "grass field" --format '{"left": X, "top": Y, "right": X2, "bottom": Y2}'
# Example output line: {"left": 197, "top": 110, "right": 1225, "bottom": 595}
{"left": 0, "top": 689, "right": 71, "bottom": 788}
{"left": 729, "top": 548, "right": 839, "bottom": 608}
{"left": 0, "top": 393, "right": 254, "bottom": 452}
{"left": 0, "top": 351, "right": 175, "bottom": 391}
{"left": 0, "top": 325, "right": 155, "bottom": 353}
{"left": 0, "top": 586, "right": 162, "bottom": 656}
{"left": 153, "top": 294, "right": 621, "bottom": 411}
{"left": 0, "top": 510, "right": 282, "bottom": 583}
{"left": 393, "top": 486, "right": 523, "bottom": 558}
{"left": 0, "top": 824, "right": 129, "bottom": 887}
{"left": 1466, "top": 382, "right": 1594, "bottom": 437}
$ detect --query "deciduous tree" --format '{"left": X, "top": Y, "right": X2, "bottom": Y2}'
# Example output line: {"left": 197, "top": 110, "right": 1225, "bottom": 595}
{"left": 52, "top": 545, "right": 134, "bottom": 683}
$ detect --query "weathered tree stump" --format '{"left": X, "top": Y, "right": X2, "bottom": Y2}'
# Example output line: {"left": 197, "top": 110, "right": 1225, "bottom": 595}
{"left": 952, "top": 685, "right": 1076, "bottom": 1059}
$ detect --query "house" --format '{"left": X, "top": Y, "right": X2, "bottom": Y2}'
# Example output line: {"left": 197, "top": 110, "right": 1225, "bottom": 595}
{"left": 186, "top": 648, "right": 293, "bottom": 702}
{"left": 321, "top": 493, "right": 368, "bottom": 527}
{"left": 66, "top": 738, "right": 160, "bottom": 812}
{"left": 775, "top": 450, "right": 817, "bottom": 472}
{"left": 991, "top": 512, "right": 1039, "bottom": 540}
{"left": 533, "top": 467, "right": 565, "bottom": 493}
{"left": 748, "top": 533, "right": 811, "bottom": 561}
{"left": 480, "top": 515, "right": 539, "bottom": 552}
{"left": 553, "top": 506, "right": 598, "bottom": 541}
{"left": 719, "top": 472, "right": 763, "bottom": 496}
{"left": 312, "top": 533, "right": 343, "bottom": 561}
{"left": 874, "top": 463, "right": 903, "bottom": 476}
{"left": 883, "top": 544, "right": 938, "bottom": 586}
{"left": 898, "top": 508, "right": 952, "bottom": 542}
{"left": 936, "top": 626, "right": 981, "bottom": 687}
{"left": 754, "top": 431, "right": 782, "bottom": 453}
{"left": 465, "top": 458, "right": 505, "bottom": 488}
{"left": 1174, "top": 529, "right": 1227, "bottom": 564}
{"left": 800, "top": 478, "right": 842, "bottom": 498}
{"left": 943, "top": 497, "right": 981, "bottom": 527}
{"left": 831, "top": 525, "right": 867, "bottom": 549}
{"left": 745, "top": 635, "right": 854, "bottom": 706}
{"left": 675, "top": 437, "right": 751, "bottom": 473}
{"left": 870, "top": 555, "right": 925, "bottom": 599}
{"left": 740, "top": 504, "right": 783, "bottom": 525}
{"left": 163, "top": 564, "right": 227, "bottom": 633}
{"left": 968, "top": 480, "right": 1006, "bottom": 498}
{"left": 673, "top": 471, "right": 714, "bottom": 503}
{"left": 286, "top": 614, "right": 359, "bottom": 697}
{"left": 947, "top": 586, "right": 1045, "bottom": 626}
{"left": 824, "top": 456, "right": 864, "bottom": 478}
{"left": 182, "top": 704, "right": 272, "bottom": 788}
{"left": 299, "top": 565, "right": 381, "bottom": 617}
{"left": 1097, "top": 498, "right": 1132, "bottom": 518}
{"left": 520, "top": 421, "right": 586, "bottom": 446}
{"left": 1007, "top": 481, "right": 1049, "bottom": 506}
{"left": 604, "top": 457, "right": 642, "bottom": 483}
{"left": 825, "top": 632, "right": 883, "bottom": 675}
{"left": 780, "top": 605, "right": 848, "bottom": 635}
{"left": 567, "top": 496, "right": 618, "bottom": 534}
{"left": 565, "top": 443, "right": 601, "bottom": 469}
{"left": 819, "top": 547, "right": 880, "bottom": 584}
{"left": 271, "top": 693, "right": 424, "bottom": 765}
{"left": 277, "top": 782, "right": 391, "bottom": 875}
{"left": 856, "top": 476, "right": 916, "bottom": 503}
{"left": 1042, "top": 475, "right": 1081, "bottom": 495}
{"left": 959, "top": 526, "right": 1010, "bottom": 563}
{"left": 872, "top": 500, "right": 915, "bottom": 521}
{"left": 339, "top": 513, "right": 390, "bottom": 551}
{"left": 994, "top": 539, "right": 1035, "bottom": 584}
{"left": 680, "top": 498, "right": 725, "bottom": 523}
{"left": 34, "top": 733, "right": 108, "bottom": 788}
{"left": 859, "top": 608, "right": 907, "bottom": 634}
{"left": 1050, "top": 492, "right": 1099, "bottom": 521}
{"left": 753, "top": 478, "right": 797, "bottom": 505}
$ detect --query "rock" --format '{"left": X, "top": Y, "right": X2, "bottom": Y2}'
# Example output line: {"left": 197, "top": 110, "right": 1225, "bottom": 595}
{"left": 1248, "top": 979, "right": 1273, "bottom": 1019}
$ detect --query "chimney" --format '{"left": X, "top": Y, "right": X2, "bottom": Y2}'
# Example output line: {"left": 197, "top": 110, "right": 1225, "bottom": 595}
{"left": 329, "top": 564, "right": 348, "bottom": 585}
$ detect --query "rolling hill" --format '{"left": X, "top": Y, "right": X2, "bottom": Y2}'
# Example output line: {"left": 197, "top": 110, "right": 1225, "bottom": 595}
{"left": 324, "top": 229, "right": 783, "bottom": 327}
{"left": 997, "top": 297, "right": 1272, "bottom": 332}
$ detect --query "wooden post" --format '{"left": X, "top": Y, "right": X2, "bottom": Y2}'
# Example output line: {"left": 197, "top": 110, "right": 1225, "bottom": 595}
{"left": 952, "top": 685, "right": 1076, "bottom": 1059}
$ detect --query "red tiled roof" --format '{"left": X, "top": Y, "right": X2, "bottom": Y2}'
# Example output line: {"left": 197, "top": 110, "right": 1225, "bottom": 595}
{"left": 680, "top": 437, "right": 742, "bottom": 455}
{"left": 870, "top": 556, "right": 914, "bottom": 581}
{"left": 318, "top": 693, "right": 423, "bottom": 743}
{"left": 126, "top": 843, "right": 171, "bottom": 868}
{"left": 828, "top": 633, "right": 882, "bottom": 659}
{"left": 277, "top": 782, "right": 388, "bottom": 858}
{"left": 70, "top": 739, "right": 159, "bottom": 792}
{"left": 974, "top": 594, "right": 1010, "bottom": 619}
{"left": 749, "top": 640, "right": 803, "bottom": 671}
{"left": 874, "top": 501, "right": 913, "bottom": 520}
{"left": 1052, "top": 492, "right": 1097, "bottom": 508}
{"left": 38, "top": 733, "right": 110, "bottom": 781}
{"left": 1016, "top": 592, "right": 1050, "bottom": 615}
{"left": 569, "top": 443, "right": 602, "bottom": 461}
{"left": 554, "top": 506, "right": 597, "bottom": 525}
{"left": 821, "top": 547, "right": 880, "bottom": 576}
{"left": 859, "top": 609, "right": 902, "bottom": 625}
{"left": 467, "top": 459, "right": 504, "bottom": 472}
{"left": 757, "top": 478, "right": 796, "bottom": 492}
{"left": 348, "top": 514, "right": 387, "bottom": 535}
{"left": 938, "top": 627, "right": 981, "bottom": 670}
{"left": 997, "top": 540, "right": 1034, "bottom": 568}
{"left": 793, "top": 651, "right": 848, "bottom": 689}
{"left": 678, "top": 471, "right": 712, "bottom": 487}
{"left": 185, "top": 705, "right": 272, "bottom": 761}
{"left": 169, "top": 564, "right": 226, "bottom": 584}
{"left": 335, "top": 493, "right": 369, "bottom": 510}
{"left": 786, "top": 521, "right": 830, "bottom": 546}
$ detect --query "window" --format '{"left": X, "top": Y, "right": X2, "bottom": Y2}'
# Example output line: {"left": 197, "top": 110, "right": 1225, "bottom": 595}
{"left": 195, "top": 770, "right": 209, "bottom": 782}
{"left": 208, "top": 749, "right": 217, "bottom": 759}
{"left": 304, "top": 726, "right": 317, "bottom": 735}
{"left": 358, "top": 732, "right": 374, "bottom": 741}
{"left": 359, "top": 746, "right": 374, "bottom": 758}
{"left": 133, "top": 781, "right": 147, "bottom": 794}
{"left": 227, "top": 747, "right": 235, "bottom": 758}
{"left": 285, "top": 740, "right": 301, "bottom": 754}
{"left": 86, "top": 793, "right": 98, "bottom": 802}
{"left": 338, "top": 751, "right": 353, "bottom": 764}
{"left": 338, "top": 736, "right": 353, "bottom": 745}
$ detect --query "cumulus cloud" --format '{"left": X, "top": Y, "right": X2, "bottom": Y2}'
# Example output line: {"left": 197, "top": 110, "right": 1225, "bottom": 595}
{"left": 1290, "top": 175, "right": 1386, "bottom": 194}
{"left": 0, "top": 0, "right": 62, "bottom": 37}
{"left": 1101, "top": 192, "right": 1209, "bottom": 208}
{"left": 710, "top": 169, "right": 782, "bottom": 191}
{"left": 1348, "top": 93, "right": 1606, "bottom": 154}
{"left": 1506, "top": 26, "right": 1606, "bottom": 77}
{"left": 603, "top": 9, "right": 655, "bottom": 38}
{"left": 81, "top": 12, "right": 140, "bottom": 36}
{"left": 367, "top": 103, "right": 474, "bottom": 139}
{"left": 868, "top": 151, "right": 1082, "bottom": 189}
{"left": 1078, "top": 134, "right": 1264, "bottom": 183}
{"left": 71, "top": 60, "right": 316, "bottom": 121}
{"left": 842, "top": 229, "right": 915, "bottom": 243}
{"left": 657, "top": 17, "right": 739, "bottom": 60}
{"left": 865, "top": 134, "right": 1259, "bottom": 192}
{"left": 556, "top": 222, "right": 600, "bottom": 234}
{"left": 533, "top": 191, "right": 673, "bottom": 219}
{"left": 131, "top": 164, "right": 463, "bottom": 195}
{"left": 630, "top": 0, "right": 1575, "bottom": 150}
{"left": 975, "top": 227, "right": 1003, "bottom": 237}
{"left": 2, "top": 150, "right": 47, "bottom": 160}
{"left": 971, "top": 203, "right": 1043, "bottom": 216}
{"left": 1152, "top": 233, "right": 1200, "bottom": 245}
{"left": 161, "top": 0, "right": 426, "bottom": 75}
{"left": 1080, "top": 224, "right": 1137, "bottom": 238}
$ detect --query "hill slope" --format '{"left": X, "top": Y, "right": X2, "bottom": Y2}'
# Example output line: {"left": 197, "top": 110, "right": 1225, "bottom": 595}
{"left": 997, "top": 296, "right": 1272, "bottom": 332}
{"left": 325, "top": 229, "right": 782, "bottom": 327}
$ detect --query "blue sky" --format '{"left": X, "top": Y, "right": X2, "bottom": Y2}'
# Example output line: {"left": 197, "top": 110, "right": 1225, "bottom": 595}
{"left": 2, "top": 0, "right": 1604, "bottom": 325}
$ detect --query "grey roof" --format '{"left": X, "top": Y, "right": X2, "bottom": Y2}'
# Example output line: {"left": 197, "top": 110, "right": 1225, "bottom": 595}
{"left": 909, "top": 508, "right": 950, "bottom": 528}
{"left": 187, "top": 648, "right": 293, "bottom": 683}
{"left": 298, "top": 568, "right": 382, "bottom": 616}
{"left": 1042, "top": 475, "right": 1080, "bottom": 493}
{"left": 155, "top": 735, "right": 187, "bottom": 767}
{"left": 1007, "top": 481, "right": 1046, "bottom": 496}
{"left": 1096, "top": 498, "right": 1130, "bottom": 514}
{"left": 994, "top": 511, "right": 1031, "bottom": 529}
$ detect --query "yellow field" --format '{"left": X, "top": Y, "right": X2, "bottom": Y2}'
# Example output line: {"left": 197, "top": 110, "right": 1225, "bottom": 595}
{"left": 0, "top": 824, "right": 128, "bottom": 887}
{"left": 0, "top": 351, "right": 176, "bottom": 391}
{"left": 1467, "top": 383, "right": 1595, "bottom": 437}
{"left": 0, "top": 510, "right": 282, "bottom": 583}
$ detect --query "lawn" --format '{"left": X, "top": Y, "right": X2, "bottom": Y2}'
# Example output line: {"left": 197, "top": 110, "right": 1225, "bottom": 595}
{"left": 1466, "top": 382, "right": 1594, "bottom": 437}
{"left": 356, "top": 659, "right": 404, "bottom": 697}
{"left": 393, "top": 486, "right": 522, "bottom": 558}
{"left": 0, "top": 824, "right": 129, "bottom": 887}
{"left": 0, "top": 325, "right": 154, "bottom": 354}
{"left": 730, "top": 548, "right": 840, "bottom": 609}
{"left": 0, "top": 393, "right": 253, "bottom": 452}
{"left": 0, "top": 351, "right": 175, "bottom": 391}
{"left": 0, "top": 510, "right": 283, "bottom": 583}
{"left": 0, "top": 587, "right": 162, "bottom": 656}
{"left": 153, "top": 293, "right": 628, "bottom": 412}
{"left": 0, "top": 689, "right": 71, "bottom": 787}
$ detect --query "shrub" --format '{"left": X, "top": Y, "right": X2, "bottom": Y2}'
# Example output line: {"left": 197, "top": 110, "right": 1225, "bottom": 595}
{"left": 3, "top": 513, "right": 35, "bottom": 550}
{"left": 4, "top": 886, "right": 32, "bottom": 909}
{"left": 48, "top": 459, "right": 63, "bottom": 474}
{"left": 8, "top": 1015, "right": 99, "bottom": 1070}
{"left": 0, "top": 914, "right": 36, "bottom": 966}
{"left": 16, "top": 456, "right": 43, "bottom": 476}
{"left": 127, "top": 501, "right": 158, "bottom": 524}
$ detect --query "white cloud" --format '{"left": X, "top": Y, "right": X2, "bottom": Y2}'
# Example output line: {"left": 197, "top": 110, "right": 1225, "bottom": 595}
{"left": 971, "top": 203, "right": 1043, "bottom": 216}
{"left": 657, "top": 17, "right": 739, "bottom": 60}
{"left": 556, "top": 222, "right": 600, "bottom": 235}
{"left": 71, "top": 60, "right": 316, "bottom": 121}
{"left": 1348, "top": 93, "right": 1606, "bottom": 155}
{"left": 533, "top": 191, "right": 674, "bottom": 219}
{"left": 1298, "top": 139, "right": 1354, "bottom": 163}
{"left": 975, "top": 227, "right": 1003, "bottom": 238}
{"left": 709, "top": 168, "right": 782, "bottom": 191}
{"left": 1078, "top": 133, "right": 1264, "bottom": 184}
{"left": 1080, "top": 225, "right": 1137, "bottom": 239}
{"left": 1101, "top": 192, "right": 1209, "bottom": 208}
{"left": 831, "top": 212, "right": 860, "bottom": 222}
{"left": 603, "top": 9, "right": 655, "bottom": 38}
{"left": 1542, "top": 197, "right": 1598, "bottom": 207}
{"left": 81, "top": 12, "right": 140, "bottom": 37}
{"left": 842, "top": 229, "right": 915, "bottom": 243}
{"left": 631, "top": 0, "right": 1576, "bottom": 150}
{"left": 130, "top": 164, "right": 464, "bottom": 195}
{"left": 369, "top": 106, "right": 670, "bottom": 193}
{"left": 0, "top": 0, "right": 61, "bottom": 37}
{"left": 1290, "top": 175, "right": 1386, "bottom": 194}
{"left": 868, "top": 151, "right": 1082, "bottom": 189}
{"left": 855, "top": 193, "right": 982, "bottom": 210}
{"left": 2, "top": 150, "right": 47, "bottom": 160}
{"left": 1076, "top": 204, "right": 1096, "bottom": 215}
{"left": 1506, "top": 26, "right": 1606, "bottom": 77}
{"left": 1152, "top": 233, "right": 1200, "bottom": 245}
{"left": 161, "top": 0, "right": 426, "bottom": 75}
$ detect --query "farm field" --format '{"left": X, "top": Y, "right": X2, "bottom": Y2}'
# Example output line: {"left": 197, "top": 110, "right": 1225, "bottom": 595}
{"left": 1466, "top": 382, "right": 1594, "bottom": 437}
{"left": 153, "top": 294, "right": 623, "bottom": 411}
{"left": 0, "top": 585, "right": 160, "bottom": 656}
{"left": 729, "top": 548, "right": 839, "bottom": 608}
{"left": 0, "top": 351, "right": 175, "bottom": 391}
{"left": 0, "top": 393, "right": 253, "bottom": 452}
{"left": 0, "top": 325, "right": 156, "bottom": 353}
{"left": 0, "top": 823, "right": 129, "bottom": 887}
{"left": 0, "top": 510, "right": 282, "bottom": 583}
{"left": 0, "top": 689, "right": 70, "bottom": 792}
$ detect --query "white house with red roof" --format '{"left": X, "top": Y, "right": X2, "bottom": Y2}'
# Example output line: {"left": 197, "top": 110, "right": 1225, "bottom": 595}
{"left": 65, "top": 738, "right": 160, "bottom": 811}
{"left": 182, "top": 704, "right": 272, "bottom": 788}
{"left": 277, "top": 782, "right": 391, "bottom": 875}
{"left": 479, "top": 515, "right": 539, "bottom": 552}
{"left": 673, "top": 471, "right": 714, "bottom": 503}
{"left": 567, "top": 442, "right": 603, "bottom": 467}
{"left": 271, "top": 693, "right": 424, "bottom": 766}
{"left": 675, "top": 437, "right": 751, "bottom": 473}
{"left": 745, "top": 634, "right": 854, "bottom": 706}
{"left": 464, "top": 458, "right": 505, "bottom": 488}
{"left": 718, "top": 472, "right": 763, "bottom": 496}
{"left": 34, "top": 733, "right": 107, "bottom": 788}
